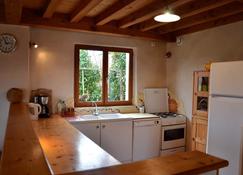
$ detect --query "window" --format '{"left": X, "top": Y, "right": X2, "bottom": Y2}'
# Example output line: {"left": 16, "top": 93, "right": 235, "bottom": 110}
{"left": 74, "top": 45, "right": 133, "bottom": 107}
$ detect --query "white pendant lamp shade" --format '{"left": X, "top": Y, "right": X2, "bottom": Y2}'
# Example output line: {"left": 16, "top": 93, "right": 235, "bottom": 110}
{"left": 154, "top": 12, "right": 180, "bottom": 22}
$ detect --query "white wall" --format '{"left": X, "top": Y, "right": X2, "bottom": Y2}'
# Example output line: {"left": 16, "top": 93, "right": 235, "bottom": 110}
{"left": 30, "top": 28, "right": 167, "bottom": 110}
{"left": 0, "top": 24, "right": 30, "bottom": 150}
{"left": 166, "top": 21, "right": 243, "bottom": 150}
{"left": 0, "top": 25, "right": 166, "bottom": 150}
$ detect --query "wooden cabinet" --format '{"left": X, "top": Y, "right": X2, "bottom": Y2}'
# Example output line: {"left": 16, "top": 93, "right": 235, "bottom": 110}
{"left": 191, "top": 71, "right": 209, "bottom": 152}
{"left": 72, "top": 120, "right": 133, "bottom": 163}
{"left": 72, "top": 122, "right": 101, "bottom": 145}
{"left": 101, "top": 121, "right": 133, "bottom": 163}
{"left": 191, "top": 116, "right": 208, "bottom": 152}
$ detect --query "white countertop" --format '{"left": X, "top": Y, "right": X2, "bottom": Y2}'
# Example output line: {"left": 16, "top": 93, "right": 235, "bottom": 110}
{"left": 66, "top": 113, "right": 160, "bottom": 123}
{"left": 125, "top": 113, "right": 160, "bottom": 119}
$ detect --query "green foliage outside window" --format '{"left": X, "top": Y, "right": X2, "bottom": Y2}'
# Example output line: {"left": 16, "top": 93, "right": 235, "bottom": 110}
{"left": 108, "top": 52, "right": 127, "bottom": 101}
{"left": 79, "top": 50, "right": 102, "bottom": 101}
{"left": 79, "top": 50, "right": 128, "bottom": 102}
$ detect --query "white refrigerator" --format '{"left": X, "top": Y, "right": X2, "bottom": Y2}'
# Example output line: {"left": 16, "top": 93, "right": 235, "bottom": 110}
{"left": 207, "top": 61, "right": 243, "bottom": 175}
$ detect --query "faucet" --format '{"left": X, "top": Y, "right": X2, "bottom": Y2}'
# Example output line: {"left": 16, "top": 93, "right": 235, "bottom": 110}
{"left": 91, "top": 102, "right": 99, "bottom": 116}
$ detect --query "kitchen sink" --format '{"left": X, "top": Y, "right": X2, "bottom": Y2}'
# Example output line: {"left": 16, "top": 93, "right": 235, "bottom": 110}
{"left": 98, "top": 113, "right": 126, "bottom": 119}
{"left": 79, "top": 113, "right": 129, "bottom": 120}
{"left": 79, "top": 115, "right": 100, "bottom": 120}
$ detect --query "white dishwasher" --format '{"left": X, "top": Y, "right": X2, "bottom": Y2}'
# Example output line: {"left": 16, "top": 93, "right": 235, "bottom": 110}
{"left": 133, "top": 118, "right": 161, "bottom": 161}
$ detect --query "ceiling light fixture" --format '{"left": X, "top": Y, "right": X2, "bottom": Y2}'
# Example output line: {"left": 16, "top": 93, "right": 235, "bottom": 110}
{"left": 154, "top": 11, "right": 180, "bottom": 23}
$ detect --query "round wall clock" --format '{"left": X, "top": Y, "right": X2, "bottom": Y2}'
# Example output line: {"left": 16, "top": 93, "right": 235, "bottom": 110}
{"left": 0, "top": 33, "right": 17, "bottom": 54}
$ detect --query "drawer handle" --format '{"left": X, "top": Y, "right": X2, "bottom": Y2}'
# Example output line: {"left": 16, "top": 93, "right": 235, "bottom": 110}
{"left": 102, "top": 125, "right": 106, "bottom": 128}
{"left": 96, "top": 125, "right": 99, "bottom": 129}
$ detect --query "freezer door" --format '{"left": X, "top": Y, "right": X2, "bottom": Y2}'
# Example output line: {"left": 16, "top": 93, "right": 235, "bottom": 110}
{"left": 210, "top": 61, "right": 243, "bottom": 97}
{"left": 207, "top": 96, "right": 243, "bottom": 175}
{"left": 144, "top": 88, "right": 168, "bottom": 113}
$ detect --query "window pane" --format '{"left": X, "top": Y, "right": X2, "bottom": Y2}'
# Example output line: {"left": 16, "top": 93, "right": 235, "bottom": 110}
{"left": 79, "top": 49, "right": 103, "bottom": 102}
{"left": 108, "top": 51, "right": 130, "bottom": 102}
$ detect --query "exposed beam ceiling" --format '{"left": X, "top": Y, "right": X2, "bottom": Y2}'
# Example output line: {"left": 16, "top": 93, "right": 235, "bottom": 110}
{"left": 4, "top": 0, "right": 22, "bottom": 24}
{"left": 157, "top": 2, "right": 243, "bottom": 35}
{"left": 43, "top": 0, "right": 60, "bottom": 18}
{"left": 21, "top": 10, "right": 165, "bottom": 40}
{"left": 140, "top": 0, "right": 235, "bottom": 31}
{"left": 171, "top": 12, "right": 243, "bottom": 37}
{"left": 95, "top": 0, "right": 137, "bottom": 26}
{"left": 118, "top": 0, "right": 194, "bottom": 28}
{"left": 0, "top": 0, "right": 242, "bottom": 41}
{"left": 71, "top": 0, "right": 103, "bottom": 23}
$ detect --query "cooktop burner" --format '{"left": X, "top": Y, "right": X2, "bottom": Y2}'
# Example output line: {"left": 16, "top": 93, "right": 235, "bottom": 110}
{"left": 152, "top": 112, "right": 177, "bottom": 118}
{"left": 151, "top": 112, "right": 186, "bottom": 125}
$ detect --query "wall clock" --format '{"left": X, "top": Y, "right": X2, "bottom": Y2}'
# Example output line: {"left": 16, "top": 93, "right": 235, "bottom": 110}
{"left": 0, "top": 33, "right": 17, "bottom": 54}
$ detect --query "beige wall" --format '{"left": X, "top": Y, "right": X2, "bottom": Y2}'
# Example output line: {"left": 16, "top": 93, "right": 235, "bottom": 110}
{"left": 0, "top": 24, "right": 30, "bottom": 150}
{"left": 166, "top": 21, "right": 243, "bottom": 150}
{"left": 30, "top": 28, "right": 167, "bottom": 110}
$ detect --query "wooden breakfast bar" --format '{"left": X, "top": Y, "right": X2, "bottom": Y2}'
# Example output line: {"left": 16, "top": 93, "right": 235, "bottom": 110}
{"left": 0, "top": 104, "right": 228, "bottom": 175}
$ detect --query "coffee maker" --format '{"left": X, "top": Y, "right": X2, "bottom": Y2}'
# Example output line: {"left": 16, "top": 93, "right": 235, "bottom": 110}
{"left": 34, "top": 96, "right": 50, "bottom": 118}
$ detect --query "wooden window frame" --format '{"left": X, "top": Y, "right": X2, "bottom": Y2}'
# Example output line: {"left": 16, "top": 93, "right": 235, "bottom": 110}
{"left": 74, "top": 44, "right": 133, "bottom": 107}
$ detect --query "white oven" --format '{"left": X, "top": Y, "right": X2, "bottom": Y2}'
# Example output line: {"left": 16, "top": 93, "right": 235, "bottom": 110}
{"left": 161, "top": 124, "right": 186, "bottom": 150}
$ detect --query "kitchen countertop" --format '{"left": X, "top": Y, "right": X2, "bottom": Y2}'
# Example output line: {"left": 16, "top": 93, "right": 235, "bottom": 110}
{"left": 66, "top": 113, "right": 160, "bottom": 123}
{"left": 32, "top": 115, "right": 121, "bottom": 175}
{"left": 0, "top": 103, "right": 229, "bottom": 175}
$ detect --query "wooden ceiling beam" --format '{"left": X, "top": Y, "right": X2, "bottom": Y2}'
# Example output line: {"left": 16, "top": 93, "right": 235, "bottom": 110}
{"left": 140, "top": 0, "right": 235, "bottom": 31}
{"left": 168, "top": 12, "right": 243, "bottom": 37}
{"left": 156, "top": 2, "right": 243, "bottom": 35}
{"left": 20, "top": 10, "right": 165, "bottom": 41}
{"left": 4, "top": 0, "right": 22, "bottom": 24}
{"left": 95, "top": 0, "right": 138, "bottom": 26}
{"left": 43, "top": 0, "right": 60, "bottom": 18}
{"left": 71, "top": 0, "right": 103, "bottom": 23}
{"left": 118, "top": 0, "right": 193, "bottom": 28}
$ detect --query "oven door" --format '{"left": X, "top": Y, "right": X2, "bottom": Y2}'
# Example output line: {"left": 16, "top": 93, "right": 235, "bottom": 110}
{"left": 162, "top": 124, "right": 186, "bottom": 150}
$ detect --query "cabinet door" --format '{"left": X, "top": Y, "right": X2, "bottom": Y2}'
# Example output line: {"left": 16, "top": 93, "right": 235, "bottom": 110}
{"left": 71, "top": 122, "right": 101, "bottom": 145}
{"left": 191, "top": 117, "right": 208, "bottom": 152}
{"left": 101, "top": 121, "right": 133, "bottom": 163}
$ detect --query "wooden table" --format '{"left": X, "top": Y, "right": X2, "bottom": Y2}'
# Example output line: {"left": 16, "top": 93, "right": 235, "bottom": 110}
{"left": 0, "top": 103, "right": 229, "bottom": 175}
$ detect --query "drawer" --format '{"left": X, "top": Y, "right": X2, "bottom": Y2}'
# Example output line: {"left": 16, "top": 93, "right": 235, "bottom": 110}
{"left": 160, "top": 147, "right": 185, "bottom": 156}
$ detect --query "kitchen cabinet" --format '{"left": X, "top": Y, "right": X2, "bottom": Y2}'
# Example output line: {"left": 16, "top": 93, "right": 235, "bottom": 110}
{"left": 72, "top": 120, "right": 133, "bottom": 163}
{"left": 191, "top": 116, "right": 208, "bottom": 152}
{"left": 191, "top": 71, "right": 209, "bottom": 152}
{"left": 101, "top": 121, "right": 133, "bottom": 163}
{"left": 71, "top": 122, "right": 101, "bottom": 145}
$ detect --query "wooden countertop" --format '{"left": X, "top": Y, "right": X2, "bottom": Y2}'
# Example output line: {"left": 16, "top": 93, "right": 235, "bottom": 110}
{"left": 0, "top": 103, "right": 51, "bottom": 175}
{"left": 31, "top": 115, "right": 120, "bottom": 175}
{"left": 0, "top": 103, "right": 228, "bottom": 175}
{"left": 72, "top": 151, "right": 228, "bottom": 175}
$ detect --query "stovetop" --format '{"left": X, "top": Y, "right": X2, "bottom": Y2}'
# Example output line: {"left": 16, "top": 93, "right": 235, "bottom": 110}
{"left": 152, "top": 112, "right": 178, "bottom": 118}
{"left": 151, "top": 112, "right": 186, "bottom": 125}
